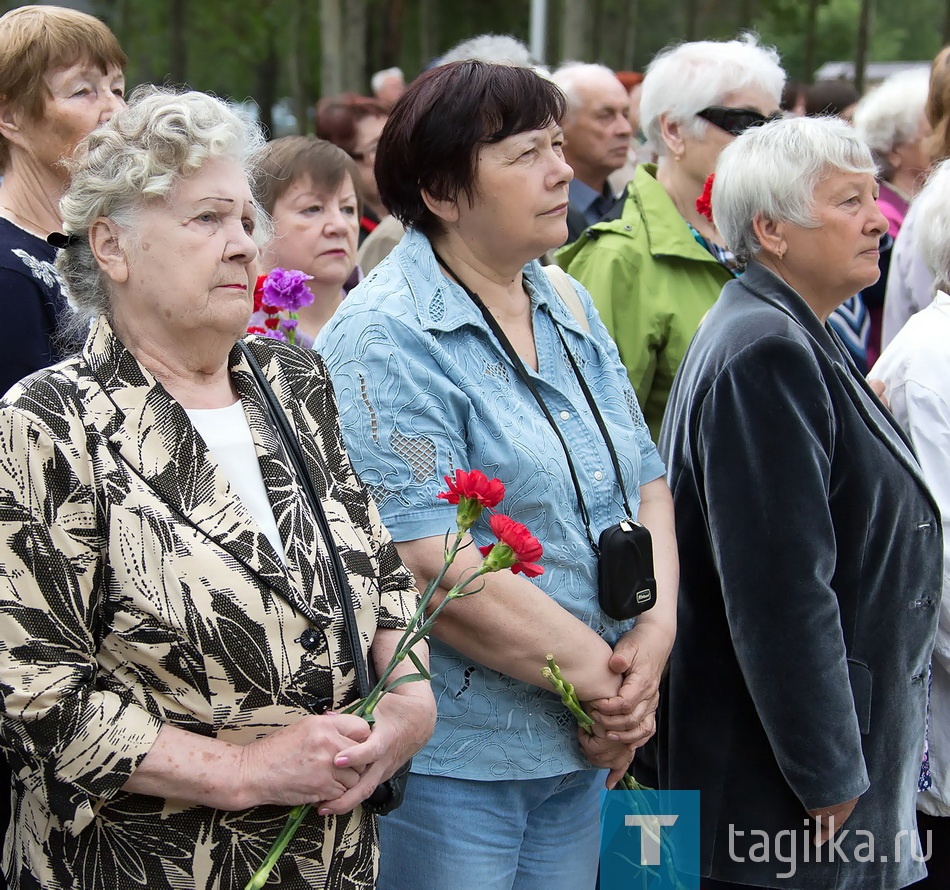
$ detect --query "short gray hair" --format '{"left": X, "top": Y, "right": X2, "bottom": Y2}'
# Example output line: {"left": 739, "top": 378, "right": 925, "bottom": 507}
{"left": 57, "top": 86, "right": 268, "bottom": 326}
{"left": 913, "top": 159, "right": 950, "bottom": 290}
{"left": 439, "top": 33, "right": 536, "bottom": 67}
{"left": 852, "top": 69, "right": 930, "bottom": 178}
{"left": 550, "top": 62, "right": 619, "bottom": 116}
{"left": 640, "top": 34, "right": 785, "bottom": 155}
{"left": 713, "top": 115, "right": 876, "bottom": 264}
{"left": 371, "top": 66, "right": 403, "bottom": 95}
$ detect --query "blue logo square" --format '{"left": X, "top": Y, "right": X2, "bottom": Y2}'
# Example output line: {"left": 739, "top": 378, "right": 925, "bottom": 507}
{"left": 600, "top": 789, "right": 701, "bottom": 890}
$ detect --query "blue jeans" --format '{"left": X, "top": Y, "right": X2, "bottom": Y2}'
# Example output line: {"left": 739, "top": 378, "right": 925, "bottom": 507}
{"left": 377, "top": 769, "right": 605, "bottom": 890}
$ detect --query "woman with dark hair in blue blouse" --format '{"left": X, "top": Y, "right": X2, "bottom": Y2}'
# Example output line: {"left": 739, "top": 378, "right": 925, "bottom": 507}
{"left": 316, "top": 60, "right": 679, "bottom": 890}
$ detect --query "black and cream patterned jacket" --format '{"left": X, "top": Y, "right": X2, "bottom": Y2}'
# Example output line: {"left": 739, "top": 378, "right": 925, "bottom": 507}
{"left": 0, "top": 316, "right": 417, "bottom": 889}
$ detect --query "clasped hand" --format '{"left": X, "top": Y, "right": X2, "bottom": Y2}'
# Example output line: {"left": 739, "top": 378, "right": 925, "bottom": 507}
{"left": 579, "top": 628, "right": 666, "bottom": 788}
{"left": 239, "top": 688, "right": 435, "bottom": 814}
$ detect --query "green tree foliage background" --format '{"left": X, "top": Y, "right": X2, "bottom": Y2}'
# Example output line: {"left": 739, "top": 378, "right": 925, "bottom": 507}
{"left": 5, "top": 0, "right": 944, "bottom": 131}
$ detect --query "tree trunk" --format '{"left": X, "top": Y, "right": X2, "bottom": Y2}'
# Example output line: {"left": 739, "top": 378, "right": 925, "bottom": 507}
{"left": 419, "top": 0, "right": 438, "bottom": 72}
{"left": 382, "top": 0, "right": 406, "bottom": 69}
{"left": 854, "top": 0, "right": 873, "bottom": 94}
{"left": 623, "top": 0, "right": 639, "bottom": 68}
{"left": 684, "top": 0, "right": 700, "bottom": 41}
{"left": 344, "top": 0, "right": 367, "bottom": 93}
{"left": 561, "top": 0, "right": 590, "bottom": 62}
{"left": 255, "top": 35, "right": 280, "bottom": 139}
{"left": 169, "top": 0, "right": 187, "bottom": 84}
{"left": 803, "top": 0, "right": 820, "bottom": 83}
{"left": 320, "top": 0, "right": 344, "bottom": 98}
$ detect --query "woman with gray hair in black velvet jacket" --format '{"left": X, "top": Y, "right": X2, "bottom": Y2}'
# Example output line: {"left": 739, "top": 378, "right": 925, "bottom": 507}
{"left": 659, "top": 115, "right": 942, "bottom": 890}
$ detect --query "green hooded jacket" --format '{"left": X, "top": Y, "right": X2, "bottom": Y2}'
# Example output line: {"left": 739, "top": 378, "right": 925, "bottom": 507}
{"left": 556, "top": 163, "right": 733, "bottom": 441}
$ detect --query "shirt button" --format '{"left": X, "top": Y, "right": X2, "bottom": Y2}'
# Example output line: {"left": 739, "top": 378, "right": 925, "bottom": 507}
{"left": 298, "top": 628, "right": 325, "bottom": 652}
{"left": 594, "top": 471, "right": 604, "bottom": 481}
{"left": 559, "top": 410, "right": 570, "bottom": 420}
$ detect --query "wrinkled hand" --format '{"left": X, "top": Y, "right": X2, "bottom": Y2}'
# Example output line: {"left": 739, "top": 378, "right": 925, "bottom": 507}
{"left": 808, "top": 797, "right": 859, "bottom": 845}
{"left": 317, "top": 688, "right": 437, "bottom": 816}
{"left": 238, "top": 714, "right": 372, "bottom": 809}
{"left": 587, "top": 627, "right": 668, "bottom": 747}
{"left": 578, "top": 724, "right": 636, "bottom": 789}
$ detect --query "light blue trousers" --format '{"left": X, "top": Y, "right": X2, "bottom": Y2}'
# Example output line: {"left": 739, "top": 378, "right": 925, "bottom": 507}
{"left": 377, "top": 769, "right": 605, "bottom": 890}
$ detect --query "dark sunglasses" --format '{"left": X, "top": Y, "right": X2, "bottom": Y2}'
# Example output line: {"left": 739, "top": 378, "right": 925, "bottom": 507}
{"left": 696, "top": 106, "right": 783, "bottom": 136}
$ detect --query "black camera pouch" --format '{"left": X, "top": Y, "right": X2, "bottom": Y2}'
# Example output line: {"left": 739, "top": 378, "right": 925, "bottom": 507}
{"left": 597, "top": 519, "right": 657, "bottom": 621}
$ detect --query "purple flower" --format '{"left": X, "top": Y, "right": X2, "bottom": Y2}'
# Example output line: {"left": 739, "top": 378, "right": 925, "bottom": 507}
{"left": 262, "top": 329, "right": 288, "bottom": 341}
{"left": 263, "top": 268, "right": 314, "bottom": 311}
{"left": 279, "top": 317, "right": 300, "bottom": 333}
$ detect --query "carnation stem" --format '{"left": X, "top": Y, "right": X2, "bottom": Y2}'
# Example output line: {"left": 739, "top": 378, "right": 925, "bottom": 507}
{"left": 244, "top": 486, "right": 520, "bottom": 888}
{"left": 244, "top": 804, "right": 310, "bottom": 890}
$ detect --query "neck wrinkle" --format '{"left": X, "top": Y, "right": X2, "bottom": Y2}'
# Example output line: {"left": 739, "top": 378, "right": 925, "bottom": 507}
{"left": 0, "top": 151, "right": 66, "bottom": 237}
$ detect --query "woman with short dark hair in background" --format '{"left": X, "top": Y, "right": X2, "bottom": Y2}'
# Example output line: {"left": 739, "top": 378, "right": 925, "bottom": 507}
{"left": 660, "top": 115, "right": 940, "bottom": 889}
{"left": 316, "top": 60, "right": 678, "bottom": 890}
{"left": 315, "top": 94, "right": 388, "bottom": 244}
{"left": 254, "top": 135, "right": 363, "bottom": 341}
{"left": 0, "top": 4, "right": 126, "bottom": 396}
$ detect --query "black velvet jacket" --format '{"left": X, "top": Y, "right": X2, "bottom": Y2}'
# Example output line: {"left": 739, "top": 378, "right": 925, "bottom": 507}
{"left": 658, "top": 261, "right": 942, "bottom": 889}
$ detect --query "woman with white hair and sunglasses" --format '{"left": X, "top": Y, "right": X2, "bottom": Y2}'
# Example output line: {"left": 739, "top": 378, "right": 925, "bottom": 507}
{"left": 558, "top": 35, "right": 785, "bottom": 440}
{"left": 659, "top": 116, "right": 941, "bottom": 889}
{"left": 871, "top": 158, "right": 950, "bottom": 889}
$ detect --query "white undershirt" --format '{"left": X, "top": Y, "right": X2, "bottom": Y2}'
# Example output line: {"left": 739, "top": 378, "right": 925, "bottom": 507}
{"left": 185, "top": 400, "right": 287, "bottom": 562}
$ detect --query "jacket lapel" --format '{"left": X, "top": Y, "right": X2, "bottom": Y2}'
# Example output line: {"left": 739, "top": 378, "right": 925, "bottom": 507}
{"left": 229, "top": 346, "right": 329, "bottom": 619}
{"left": 740, "top": 263, "right": 935, "bottom": 497}
{"left": 81, "top": 318, "right": 318, "bottom": 619}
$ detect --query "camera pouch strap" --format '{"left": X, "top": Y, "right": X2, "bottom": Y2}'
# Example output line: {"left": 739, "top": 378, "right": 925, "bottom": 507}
{"left": 431, "top": 249, "right": 634, "bottom": 553}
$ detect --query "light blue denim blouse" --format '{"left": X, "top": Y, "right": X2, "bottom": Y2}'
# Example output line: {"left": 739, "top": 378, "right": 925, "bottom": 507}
{"left": 315, "top": 227, "right": 665, "bottom": 779}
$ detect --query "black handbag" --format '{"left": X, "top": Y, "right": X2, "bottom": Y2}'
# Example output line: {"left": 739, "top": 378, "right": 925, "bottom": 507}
{"left": 238, "top": 341, "right": 409, "bottom": 815}
{"left": 430, "top": 251, "right": 657, "bottom": 622}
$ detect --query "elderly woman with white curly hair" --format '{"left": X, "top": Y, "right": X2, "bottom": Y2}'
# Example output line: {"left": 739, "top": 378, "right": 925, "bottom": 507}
{"left": 659, "top": 116, "right": 941, "bottom": 889}
{"left": 871, "top": 158, "right": 950, "bottom": 889}
{"left": 0, "top": 86, "right": 435, "bottom": 889}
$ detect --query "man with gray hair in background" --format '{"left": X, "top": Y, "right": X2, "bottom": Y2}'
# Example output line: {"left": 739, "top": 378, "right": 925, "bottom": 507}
{"left": 551, "top": 62, "right": 633, "bottom": 243}
{"left": 371, "top": 66, "right": 405, "bottom": 110}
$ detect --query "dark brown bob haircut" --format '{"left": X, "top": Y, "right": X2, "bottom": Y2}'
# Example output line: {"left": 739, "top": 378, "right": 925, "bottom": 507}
{"left": 375, "top": 60, "right": 566, "bottom": 237}
{"left": 253, "top": 135, "right": 363, "bottom": 218}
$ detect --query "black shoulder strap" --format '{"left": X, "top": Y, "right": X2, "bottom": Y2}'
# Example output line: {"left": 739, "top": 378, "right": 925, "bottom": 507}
{"left": 431, "top": 249, "right": 634, "bottom": 551}
{"left": 237, "top": 340, "right": 372, "bottom": 698}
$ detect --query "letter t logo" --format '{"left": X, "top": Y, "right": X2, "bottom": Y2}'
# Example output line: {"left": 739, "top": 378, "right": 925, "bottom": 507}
{"left": 625, "top": 814, "right": 679, "bottom": 865}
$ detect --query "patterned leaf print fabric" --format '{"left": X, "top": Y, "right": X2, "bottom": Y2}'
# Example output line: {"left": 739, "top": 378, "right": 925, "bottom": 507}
{"left": 0, "top": 317, "right": 417, "bottom": 889}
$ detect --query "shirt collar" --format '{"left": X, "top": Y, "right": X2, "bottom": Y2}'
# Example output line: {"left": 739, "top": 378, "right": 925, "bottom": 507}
{"left": 391, "top": 227, "right": 586, "bottom": 335}
{"left": 568, "top": 178, "right": 611, "bottom": 216}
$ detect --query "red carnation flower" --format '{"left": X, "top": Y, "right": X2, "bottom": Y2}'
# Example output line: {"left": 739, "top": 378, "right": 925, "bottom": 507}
{"left": 438, "top": 469, "right": 505, "bottom": 508}
{"left": 264, "top": 316, "right": 280, "bottom": 330}
{"left": 253, "top": 275, "right": 266, "bottom": 313}
{"left": 696, "top": 173, "right": 715, "bottom": 223}
{"left": 438, "top": 469, "right": 506, "bottom": 532}
{"left": 247, "top": 325, "right": 266, "bottom": 334}
{"left": 478, "top": 513, "right": 544, "bottom": 577}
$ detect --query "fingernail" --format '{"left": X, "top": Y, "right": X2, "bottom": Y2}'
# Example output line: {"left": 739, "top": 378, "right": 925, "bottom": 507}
{"left": 335, "top": 755, "right": 349, "bottom": 767}
{"left": 318, "top": 807, "right": 331, "bottom": 816}
{"left": 607, "top": 733, "right": 619, "bottom": 741}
